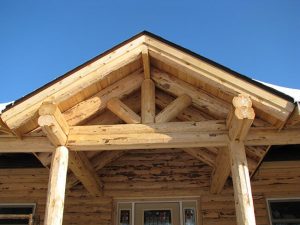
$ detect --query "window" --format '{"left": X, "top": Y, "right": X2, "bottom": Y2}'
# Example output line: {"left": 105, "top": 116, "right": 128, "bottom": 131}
{"left": 117, "top": 200, "right": 198, "bottom": 225}
{"left": 144, "top": 210, "right": 171, "bottom": 225}
{"left": 0, "top": 204, "right": 37, "bottom": 225}
{"left": 267, "top": 198, "right": 300, "bottom": 225}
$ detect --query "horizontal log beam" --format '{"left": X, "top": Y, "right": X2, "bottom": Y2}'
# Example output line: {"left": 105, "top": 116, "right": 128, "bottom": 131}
{"left": 67, "top": 120, "right": 228, "bottom": 150}
{"left": 68, "top": 120, "right": 227, "bottom": 135}
{"left": 0, "top": 136, "right": 53, "bottom": 152}
{"left": 67, "top": 131, "right": 228, "bottom": 150}
{"left": 1, "top": 124, "right": 300, "bottom": 152}
{"left": 245, "top": 128, "right": 300, "bottom": 146}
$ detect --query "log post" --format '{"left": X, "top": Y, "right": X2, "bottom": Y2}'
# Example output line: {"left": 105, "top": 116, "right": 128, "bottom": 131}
{"left": 141, "top": 79, "right": 155, "bottom": 123}
{"left": 227, "top": 95, "right": 256, "bottom": 225}
{"left": 229, "top": 141, "right": 256, "bottom": 225}
{"left": 44, "top": 146, "right": 69, "bottom": 225}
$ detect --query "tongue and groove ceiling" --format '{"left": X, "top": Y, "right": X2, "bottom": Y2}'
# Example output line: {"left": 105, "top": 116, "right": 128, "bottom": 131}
{"left": 0, "top": 31, "right": 298, "bottom": 195}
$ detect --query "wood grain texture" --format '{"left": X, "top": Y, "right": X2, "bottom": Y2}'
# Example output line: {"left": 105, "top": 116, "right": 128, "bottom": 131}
{"left": 107, "top": 98, "right": 141, "bottom": 124}
{"left": 0, "top": 154, "right": 299, "bottom": 225}
{"left": 141, "top": 79, "right": 156, "bottom": 123}
{"left": 155, "top": 94, "right": 192, "bottom": 123}
{"left": 44, "top": 146, "right": 69, "bottom": 225}
{"left": 229, "top": 141, "right": 256, "bottom": 225}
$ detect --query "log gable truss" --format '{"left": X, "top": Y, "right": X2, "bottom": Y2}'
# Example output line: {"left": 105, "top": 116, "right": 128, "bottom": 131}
{"left": 1, "top": 32, "right": 300, "bottom": 225}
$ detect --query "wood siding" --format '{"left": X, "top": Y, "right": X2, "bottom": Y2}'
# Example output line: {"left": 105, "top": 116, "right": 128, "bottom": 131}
{"left": 0, "top": 150, "right": 299, "bottom": 225}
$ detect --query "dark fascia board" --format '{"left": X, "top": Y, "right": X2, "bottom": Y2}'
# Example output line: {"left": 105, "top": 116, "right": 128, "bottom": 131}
{"left": 2, "top": 31, "right": 295, "bottom": 113}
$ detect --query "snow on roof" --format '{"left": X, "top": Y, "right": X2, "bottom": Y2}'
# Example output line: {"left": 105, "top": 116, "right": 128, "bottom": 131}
{"left": 256, "top": 80, "right": 300, "bottom": 103}
{"left": 0, "top": 102, "right": 13, "bottom": 113}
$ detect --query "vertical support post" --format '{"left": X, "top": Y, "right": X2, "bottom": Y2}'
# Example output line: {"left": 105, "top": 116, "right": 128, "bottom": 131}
{"left": 44, "top": 146, "right": 69, "bottom": 225}
{"left": 227, "top": 94, "right": 256, "bottom": 225}
{"left": 229, "top": 141, "right": 256, "bottom": 225}
{"left": 141, "top": 79, "right": 155, "bottom": 123}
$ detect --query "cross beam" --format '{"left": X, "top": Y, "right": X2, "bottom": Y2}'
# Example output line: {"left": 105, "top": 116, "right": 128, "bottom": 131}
{"left": 1, "top": 121, "right": 300, "bottom": 152}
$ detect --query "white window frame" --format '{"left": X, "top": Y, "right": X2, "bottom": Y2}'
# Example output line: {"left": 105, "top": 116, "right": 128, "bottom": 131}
{"left": 266, "top": 197, "right": 300, "bottom": 225}
{"left": 0, "top": 203, "right": 36, "bottom": 225}
{"left": 116, "top": 199, "right": 198, "bottom": 225}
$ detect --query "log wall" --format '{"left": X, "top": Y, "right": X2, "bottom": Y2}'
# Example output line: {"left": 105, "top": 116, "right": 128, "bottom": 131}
{"left": 0, "top": 150, "right": 299, "bottom": 225}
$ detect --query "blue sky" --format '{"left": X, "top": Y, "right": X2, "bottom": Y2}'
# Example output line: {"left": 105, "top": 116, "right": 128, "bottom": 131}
{"left": 0, "top": 0, "right": 299, "bottom": 102}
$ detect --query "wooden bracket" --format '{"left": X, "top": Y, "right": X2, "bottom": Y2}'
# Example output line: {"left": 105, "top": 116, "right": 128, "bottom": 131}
{"left": 38, "top": 102, "right": 103, "bottom": 196}
{"left": 210, "top": 95, "right": 255, "bottom": 194}
{"left": 38, "top": 102, "right": 69, "bottom": 146}
{"left": 155, "top": 94, "right": 192, "bottom": 123}
{"left": 107, "top": 97, "right": 141, "bottom": 124}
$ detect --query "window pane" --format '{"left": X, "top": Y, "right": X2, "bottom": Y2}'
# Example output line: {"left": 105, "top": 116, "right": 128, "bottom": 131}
{"left": 184, "top": 208, "right": 195, "bottom": 225}
{"left": 144, "top": 210, "right": 171, "bottom": 225}
{"left": 0, "top": 219, "right": 29, "bottom": 224}
{"left": 120, "top": 210, "right": 130, "bottom": 225}
{"left": 271, "top": 201, "right": 300, "bottom": 220}
{"left": 273, "top": 223, "right": 300, "bottom": 225}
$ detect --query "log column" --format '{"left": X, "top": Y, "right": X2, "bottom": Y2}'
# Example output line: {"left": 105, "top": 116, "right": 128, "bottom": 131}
{"left": 229, "top": 141, "right": 256, "bottom": 225}
{"left": 227, "top": 95, "right": 256, "bottom": 225}
{"left": 44, "top": 146, "right": 69, "bottom": 225}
